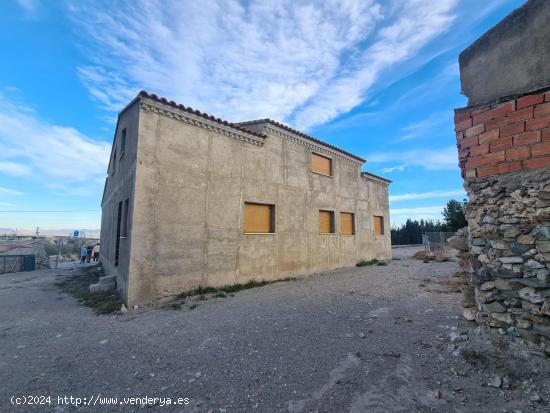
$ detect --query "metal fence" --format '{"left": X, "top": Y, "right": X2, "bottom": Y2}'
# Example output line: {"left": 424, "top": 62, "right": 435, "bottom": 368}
{"left": 0, "top": 254, "right": 35, "bottom": 274}
{"left": 423, "top": 232, "right": 456, "bottom": 255}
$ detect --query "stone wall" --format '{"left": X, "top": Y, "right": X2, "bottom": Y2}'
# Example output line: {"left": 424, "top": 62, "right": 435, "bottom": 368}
{"left": 453, "top": 0, "right": 550, "bottom": 353}
{"left": 464, "top": 169, "right": 550, "bottom": 350}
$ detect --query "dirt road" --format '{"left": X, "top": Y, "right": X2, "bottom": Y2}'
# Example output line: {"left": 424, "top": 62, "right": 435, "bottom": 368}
{"left": 1, "top": 252, "right": 548, "bottom": 412}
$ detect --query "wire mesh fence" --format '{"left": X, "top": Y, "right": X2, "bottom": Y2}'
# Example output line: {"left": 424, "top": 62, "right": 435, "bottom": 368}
{"left": 422, "top": 232, "right": 457, "bottom": 256}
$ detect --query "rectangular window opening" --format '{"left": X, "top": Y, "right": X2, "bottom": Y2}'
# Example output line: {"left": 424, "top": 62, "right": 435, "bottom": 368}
{"left": 120, "top": 128, "right": 127, "bottom": 157}
{"left": 114, "top": 201, "right": 122, "bottom": 267}
{"left": 373, "top": 215, "right": 384, "bottom": 236}
{"left": 112, "top": 148, "right": 116, "bottom": 174}
{"left": 311, "top": 153, "right": 332, "bottom": 176}
{"left": 319, "top": 210, "right": 335, "bottom": 234}
{"left": 340, "top": 212, "right": 355, "bottom": 235}
{"left": 244, "top": 202, "right": 275, "bottom": 233}
{"left": 121, "top": 198, "right": 129, "bottom": 238}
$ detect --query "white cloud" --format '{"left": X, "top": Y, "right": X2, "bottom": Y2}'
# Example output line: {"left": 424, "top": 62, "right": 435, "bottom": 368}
{"left": 381, "top": 164, "right": 406, "bottom": 173}
{"left": 0, "top": 187, "right": 24, "bottom": 196}
{"left": 0, "top": 161, "right": 31, "bottom": 176}
{"left": 67, "top": 0, "right": 457, "bottom": 130}
{"left": 390, "top": 205, "right": 444, "bottom": 225}
{"left": 367, "top": 145, "right": 459, "bottom": 171}
{"left": 0, "top": 94, "right": 110, "bottom": 191}
{"left": 397, "top": 111, "right": 452, "bottom": 142}
{"left": 16, "top": 0, "right": 41, "bottom": 18}
{"left": 389, "top": 189, "right": 465, "bottom": 202}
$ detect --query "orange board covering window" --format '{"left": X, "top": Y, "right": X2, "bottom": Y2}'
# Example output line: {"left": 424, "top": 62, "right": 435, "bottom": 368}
{"left": 319, "top": 210, "right": 335, "bottom": 234}
{"left": 244, "top": 203, "right": 274, "bottom": 233}
{"left": 340, "top": 212, "right": 355, "bottom": 235}
{"left": 373, "top": 215, "right": 384, "bottom": 235}
{"left": 311, "top": 153, "right": 332, "bottom": 176}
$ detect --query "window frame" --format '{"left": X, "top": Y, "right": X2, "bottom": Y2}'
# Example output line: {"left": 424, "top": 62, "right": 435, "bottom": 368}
{"left": 319, "top": 210, "right": 336, "bottom": 234}
{"left": 311, "top": 152, "right": 333, "bottom": 177}
{"left": 243, "top": 202, "right": 276, "bottom": 234}
{"left": 373, "top": 215, "right": 385, "bottom": 236}
{"left": 340, "top": 212, "right": 355, "bottom": 236}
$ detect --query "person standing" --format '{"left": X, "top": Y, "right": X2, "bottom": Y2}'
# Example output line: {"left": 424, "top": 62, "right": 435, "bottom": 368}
{"left": 80, "top": 245, "right": 88, "bottom": 263}
{"left": 86, "top": 244, "right": 93, "bottom": 263}
{"left": 92, "top": 243, "right": 100, "bottom": 262}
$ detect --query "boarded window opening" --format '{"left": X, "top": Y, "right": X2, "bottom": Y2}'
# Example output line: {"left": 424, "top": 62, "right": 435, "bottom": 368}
{"left": 244, "top": 203, "right": 275, "bottom": 233}
{"left": 311, "top": 153, "right": 332, "bottom": 176}
{"left": 319, "top": 210, "right": 335, "bottom": 234}
{"left": 340, "top": 212, "right": 355, "bottom": 235}
{"left": 373, "top": 215, "right": 384, "bottom": 236}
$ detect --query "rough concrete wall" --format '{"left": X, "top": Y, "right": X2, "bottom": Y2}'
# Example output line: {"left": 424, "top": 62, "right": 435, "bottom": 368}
{"left": 459, "top": 0, "right": 550, "bottom": 106}
{"left": 464, "top": 169, "right": 550, "bottom": 351}
{"left": 100, "top": 103, "right": 139, "bottom": 304}
{"left": 126, "top": 99, "right": 391, "bottom": 305}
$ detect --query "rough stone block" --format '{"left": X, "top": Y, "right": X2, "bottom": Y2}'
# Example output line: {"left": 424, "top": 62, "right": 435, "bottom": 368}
{"left": 536, "top": 240, "right": 550, "bottom": 253}
{"left": 484, "top": 301, "right": 506, "bottom": 313}
{"left": 499, "top": 256, "right": 524, "bottom": 264}
{"left": 89, "top": 283, "right": 100, "bottom": 294}
{"left": 511, "top": 243, "right": 530, "bottom": 254}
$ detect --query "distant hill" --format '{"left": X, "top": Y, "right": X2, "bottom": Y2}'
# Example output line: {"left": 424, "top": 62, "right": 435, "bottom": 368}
{"left": 0, "top": 228, "right": 101, "bottom": 238}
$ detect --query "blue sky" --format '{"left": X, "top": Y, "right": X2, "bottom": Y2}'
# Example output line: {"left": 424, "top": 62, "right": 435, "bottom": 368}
{"left": 0, "top": 0, "right": 525, "bottom": 231}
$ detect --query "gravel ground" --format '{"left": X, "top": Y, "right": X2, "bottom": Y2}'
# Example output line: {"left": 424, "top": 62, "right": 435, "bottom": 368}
{"left": 1, "top": 250, "right": 549, "bottom": 413}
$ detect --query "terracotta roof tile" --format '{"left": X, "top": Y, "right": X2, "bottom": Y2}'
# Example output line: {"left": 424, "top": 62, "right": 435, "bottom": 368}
{"left": 137, "top": 91, "right": 267, "bottom": 139}
{"left": 361, "top": 171, "right": 391, "bottom": 183}
{"left": 238, "top": 118, "right": 366, "bottom": 163}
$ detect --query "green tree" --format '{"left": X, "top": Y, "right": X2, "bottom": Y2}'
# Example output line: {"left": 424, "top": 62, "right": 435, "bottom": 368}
{"left": 442, "top": 199, "right": 467, "bottom": 231}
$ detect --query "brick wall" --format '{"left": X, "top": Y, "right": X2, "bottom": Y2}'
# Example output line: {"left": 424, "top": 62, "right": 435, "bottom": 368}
{"left": 455, "top": 90, "right": 550, "bottom": 179}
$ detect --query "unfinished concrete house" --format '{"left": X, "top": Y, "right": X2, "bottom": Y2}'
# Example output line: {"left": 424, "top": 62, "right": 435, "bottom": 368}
{"left": 100, "top": 92, "right": 391, "bottom": 306}
{"left": 454, "top": 0, "right": 550, "bottom": 351}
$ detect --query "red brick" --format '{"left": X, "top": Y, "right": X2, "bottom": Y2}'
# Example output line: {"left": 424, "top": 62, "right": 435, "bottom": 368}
{"left": 505, "top": 106, "right": 533, "bottom": 124}
{"left": 513, "top": 131, "right": 541, "bottom": 145}
{"left": 506, "top": 146, "right": 531, "bottom": 161}
{"left": 478, "top": 129, "right": 500, "bottom": 144}
{"left": 477, "top": 164, "right": 499, "bottom": 177}
{"left": 455, "top": 117, "right": 472, "bottom": 132}
{"left": 464, "top": 123, "right": 484, "bottom": 137}
{"left": 542, "top": 128, "right": 550, "bottom": 142}
{"left": 460, "top": 135, "right": 479, "bottom": 148}
{"left": 484, "top": 117, "right": 506, "bottom": 132}
{"left": 473, "top": 109, "right": 493, "bottom": 125}
{"left": 471, "top": 107, "right": 491, "bottom": 116}
{"left": 489, "top": 136, "right": 513, "bottom": 152}
{"left": 470, "top": 143, "right": 490, "bottom": 157}
{"left": 497, "top": 161, "right": 522, "bottom": 174}
{"left": 500, "top": 122, "right": 525, "bottom": 137}
{"left": 526, "top": 116, "right": 550, "bottom": 131}
{"left": 546, "top": 92, "right": 550, "bottom": 102}
{"left": 459, "top": 149, "right": 469, "bottom": 158}
{"left": 454, "top": 110, "right": 471, "bottom": 124}
{"left": 492, "top": 101, "right": 515, "bottom": 118}
{"left": 455, "top": 131, "right": 464, "bottom": 142}
{"left": 465, "top": 151, "right": 505, "bottom": 169}
{"left": 517, "top": 94, "right": 544, "bottom": 110}
{"left": 534, "top": 102, "right": 550, "bottom": 118}
{"left": 532, "top": 142, "right": 550, "bottom": 158}
{"left": 523, "top": 156, "right": 550, "bottom": 170}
